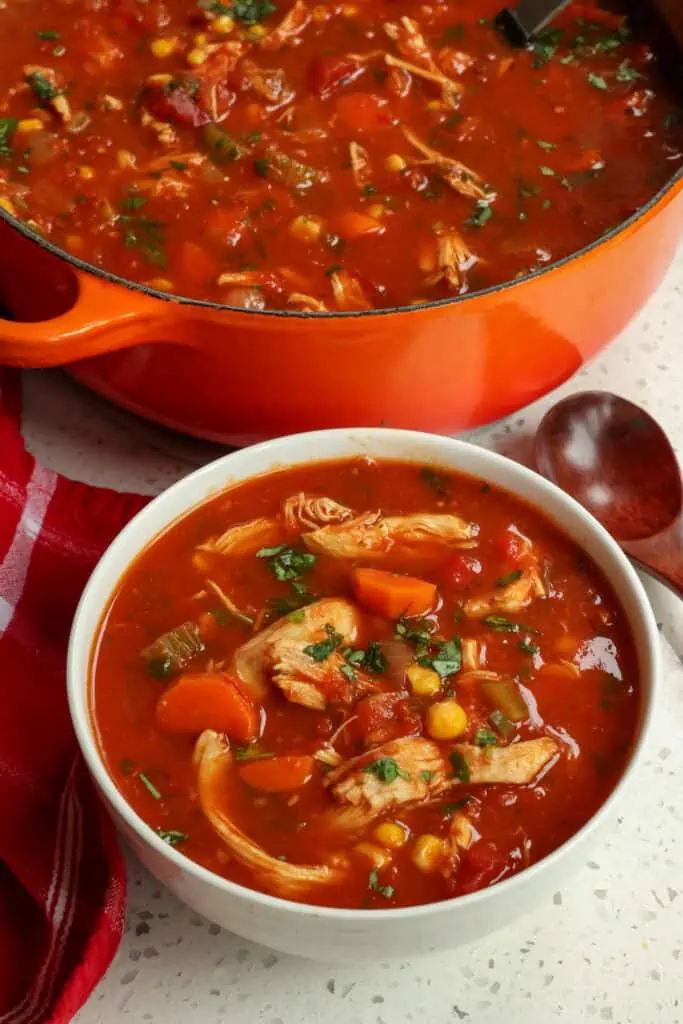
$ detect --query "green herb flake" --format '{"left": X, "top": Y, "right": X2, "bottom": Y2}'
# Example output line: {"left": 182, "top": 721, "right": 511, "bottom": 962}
{"left": 0, "top": 118, "right": 18, "bottom": 159}
{"left": 495, "top": 569, "right": 523, "bottom": 587}
{"left": 519, "top": 637, "right": 539, "bottom": 655}
{"left": 587, "top": 72, "right": 608, "bottom": 91}
{"left": 442, "top": 796, "right": 470, "bottom": 816}
{"left": 363, "top": 757, "right": 409, "bottom": 783}
{"left": 169, "top": 159, "right": 188, "bottom": 171}
{"left": 304, "top": 623, "right": 343, "bottom": 662}
{"left": 489, "top": 708, "right": 514, "bottom": 738}
{"left": 616, "top": 59, "right": 642, "bottom": 84}
{"left": 253, "top": 157, "right": 270, "bottom": 178}
{"left": 368, "top": 868, "right": 394, "bottom": 899}
{"left": 483, "top": 615, "right": 519, "bottom": 632}
{"left": 475, "top": 727, "right": 497, "bottom": 747}
{"left": 363, "top": 183, "right": 379, "bottom": 196}
{"left": 26, "top": 71, "right": 60, "bottom": 104}
{"left": 235, "top": 744, "right": 274, "bottom": 761}
{"left": 246, "top": 131, "right": 262, "bottom": 143}
{"left": 539, "top": 165, "right": 555, "bottom": 177}
{"left": 256, "top": 544, "right": 316, "bottom": 581}
{"left": 138, "top": 772, "right": 162, "bottom": 800}
{"left": 449, "top": 750, "right": 470, "bottom": 782}
{"left": 420, "top": 770, "right": 435, "bottom": 782}
{"left": 288, "top": 608, "right": 306, "bottom": 622}
{"left": 37, "top": 29, "right": 61, "bottom": 39}
{"left": 198, "top": 0, "right": 277, "bottom": 23}
{"left": 466, "top": 201, "right": 492, "bottom": 228}
{"left": 421, "top": 636, "right": 462, "bottom": 678}
{"left": 156, "top": 828, "right": 189, "bottom": 846}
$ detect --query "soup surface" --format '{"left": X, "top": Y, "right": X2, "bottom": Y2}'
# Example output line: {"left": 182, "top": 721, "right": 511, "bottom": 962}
{"left": 91, "top": 458, "right": 640, "bottom": 909}
{"left": 0, "top": 0, "right": 681, "bottom": 311}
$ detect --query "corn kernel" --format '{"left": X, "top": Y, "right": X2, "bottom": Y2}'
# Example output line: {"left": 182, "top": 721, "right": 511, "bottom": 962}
{"left": 16, "top": 118, "right": 44, "bottom": 134}
{"left": 373, "top": 822, "right": 407, "bottom": 849}
{"left": 187, "top": 47, "right": 208, "bottom": 66}
{"left": 367, "top": 203, "right": 385, "bottom": 219}
{"left": 0, "top": 197, "right": 16, "bottom": 217}
{"left": 412, "top": 834, "right": 444, "bottom": 873}
{"left": 146, "top": 73, "right": 174, "bottom": 87}
{"left": 289, "top": 214, "right": 324, "bottom": 244}
{"left": 65, "top": 234, "right": 84, "bottom": 252}
{"left": 342, "top": 3, "right": 359, "bottom": 15}
{"left": 425, "top": 700, "right": 468, "bottom": 740}
{"left": 247, "top": 23, "right": 267, "bottom": 37}
{"left": 384, "top": 153, "right": 406, "bottom": 173}
{"left": 407, "top": 664, "right": 441, "bottom": 697}
{"left": 145, "top": 277, "right": 174, "bottom": 291}
{"left": 353, "top": 842, "right": 391, "bottom": 869}
{"left": 116, "top": 149, "right": 136, "bottom": 169}
{"left": 150, "top": 36, "right": 178, "bottom": 58}
{"left": 194, "top": 32, "right": 208, "bottom": 45}
{"left": 213, "top": 14, "right": 235, "bottom": 33}
{"left": 77, "top": 165, "right": 95, "bottom": 179}
{"left": 426, "top": 100, "right": 445, "bottom": 111}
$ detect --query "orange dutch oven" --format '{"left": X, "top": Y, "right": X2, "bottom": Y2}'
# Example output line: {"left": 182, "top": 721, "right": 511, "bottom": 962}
{"left": 0, "top": 171, "right": 681, "bottom": 445}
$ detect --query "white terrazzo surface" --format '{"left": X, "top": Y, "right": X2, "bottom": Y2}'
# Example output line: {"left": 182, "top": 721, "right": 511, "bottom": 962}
{"left": 19, "top": 249, "right": 683, "bottom": 1024}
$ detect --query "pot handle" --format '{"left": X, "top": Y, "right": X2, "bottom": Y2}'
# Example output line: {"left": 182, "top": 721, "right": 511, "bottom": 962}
{"left": 0, "top": 273, "right": 167, "bottom": 367}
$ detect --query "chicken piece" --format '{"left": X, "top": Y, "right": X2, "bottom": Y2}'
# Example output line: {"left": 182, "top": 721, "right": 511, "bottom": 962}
{"left": 384, "top": 54, "right": 462, "bottom": 107}
{"left": 463, "top": 567, "right": 545, "bottom": 619}
{"left": 140, "top": 107, "right": 177, "bottom": 146}
{"left": 234, "top": 598, "right": 370, "bottom": 709}
{"left": 456, "top": 738, "right": 558, "bottom": 785}
{"left": 329, "top": 269, "right": 372, "bottom": 311}
{"left": 424, "top": 230, "right": 479, "bottom": 293}
{"left": 449, "top": 812, "right": 474, "bottom": 851}
{"left": 303, "top": 511, "right": 477, "bottom": 562}
{"left": 402, "top": 128, "right": 494, "bottom": 201}
{"left": 198, "top": 517, "right": 283, "bottom": 558}
{"left": 324, "top": 737, "right": 451, "bottom": 833}
{"left": 283, "top": 493, "right": 355, "bottom": 532}
{"left": 240, "top": 60, "right": 294, "bottom": 109}
{"left": 260, "top": 0, "right": 310, "bottom": 51}
{"left": 288, "top": 293, "right": 328, "bottom": 313}
{"left": 195, "top": 731, "right": 345, "bottom": 897}
{"left": 384, "top": 16, "right": 433, "bottom": 69}
{"left": 349, "top": 141, "right": 372, "bottom": 189}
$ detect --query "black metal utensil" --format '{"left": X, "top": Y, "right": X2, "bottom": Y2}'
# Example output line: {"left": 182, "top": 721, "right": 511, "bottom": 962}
{"left": 495, "top": 0, "right": 571, "bottom": 46}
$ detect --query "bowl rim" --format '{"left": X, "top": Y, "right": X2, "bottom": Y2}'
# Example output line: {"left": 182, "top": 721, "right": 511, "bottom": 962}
{"left": 1, "top": 167, "right": 681, "bottom": 320}
{"left": 67, "top": 427, "right": 661, "bottom": 921}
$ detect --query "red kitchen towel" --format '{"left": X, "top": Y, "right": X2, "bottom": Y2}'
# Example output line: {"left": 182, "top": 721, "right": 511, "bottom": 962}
{"left": 0, "top": 369, "right": 148, "bottom": 1024}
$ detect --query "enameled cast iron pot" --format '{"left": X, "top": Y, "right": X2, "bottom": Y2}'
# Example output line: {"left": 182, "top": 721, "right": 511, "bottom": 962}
{"left": 0, "top": 170, "right": 681, "bottom": 445}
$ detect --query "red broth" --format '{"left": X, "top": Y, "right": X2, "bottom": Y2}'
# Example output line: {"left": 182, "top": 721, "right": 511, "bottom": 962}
{"left": 90, "top": 458, "right": 640, "bottom": 909}
{"left": 0, "top": 0, "right": 681, "bottom": 311}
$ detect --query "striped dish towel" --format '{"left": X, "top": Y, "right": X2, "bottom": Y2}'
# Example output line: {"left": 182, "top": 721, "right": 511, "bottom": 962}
{"left": 0, "top": 369, "right": 147, "bottom": 1023}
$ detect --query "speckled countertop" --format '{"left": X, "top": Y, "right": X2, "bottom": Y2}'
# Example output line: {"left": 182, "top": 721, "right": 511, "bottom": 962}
{"left": 21, "top": 249, "right": 683, "bottom": 1024}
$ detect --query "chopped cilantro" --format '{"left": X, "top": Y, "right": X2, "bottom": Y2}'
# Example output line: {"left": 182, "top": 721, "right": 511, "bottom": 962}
{"left": 304, "top": 623, "right": 343, "bottom": 662}
{"left": 26, "top": 71, "right": 60, "bottom": 104}
{"left": 256, "top": 544, "right": 316, "bottom": 581}
{"left": 198, "top": 0, "right": 276, "bottom": 23}
{"left": 466, "top": 201, "right": 493, "bottom": 228}
{"left": 118, "top": 193, "right": 167, "bottom": 267}
{"left": 449, "top": 750, "right": 470, "bottom": 783}
{"left": 483, "top": 615, "right": 519, "bottom": 632}
{"left": 169, "top": 159, "right": 188, "bottom": 171}
{"left": 616, "top": 60, "right": 642, "bottom": 84}
{"left": 420, "top": 636, "right": 462, "bottom": 678}
{"left": 489, "top": 708, "right": 514, "bottom": 738}
{"left": 365, "top": 640, "right": 388, "bottom": 674}
{"left": 37, "top": 29, "right": 60, "bottom": 39}
{"left": 495, "top": 569, "right": 523, "bottom": 587}
{"left": 442, "top": 796, "right": 470, "bottom": 816}
{"left": 363, "top": 757, "right": 409, "bottom": 783}
{"left": 519, "top": 637, "right": 539, "bottom": 655}
{"left": 368, "top": 868, "right": 394, "bottom": 899}
{"left": 363, "top": 183, "right": 379, "bottom": 196}
{"left": 0, "top": 118, "right": 18, "bottom": 159}
{"left": 475, "top": 727, "right": 497, "bottom": 747}
{"left": 156, "top": 828, "right": 189, "bottom": 846}
{"left": 587, "top": 72, "right": 608, "bottom": 91}
{"left": 138, "top": 772, "right": 162, "bottom": 800}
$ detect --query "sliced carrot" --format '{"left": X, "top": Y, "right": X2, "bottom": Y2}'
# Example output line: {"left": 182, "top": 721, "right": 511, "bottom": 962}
{"left": 351, "top": 568, "right": 437, "bottom": 618}
{"left": 238, "top": 755, "right": 315, "bottom": 792}
{"left": 333, "top": 211, "right": 386, "bottom": 240}
{"left": 155, "top": 672, "right": 260, "bottom": 742}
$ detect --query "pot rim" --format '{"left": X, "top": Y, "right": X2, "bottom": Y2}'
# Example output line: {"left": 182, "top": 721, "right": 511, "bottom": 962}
{"left": 1, "top": 166, "right": 681, "bottom": 321}
{"left": 67, "top": 427, "right": 660, "bottom": 923}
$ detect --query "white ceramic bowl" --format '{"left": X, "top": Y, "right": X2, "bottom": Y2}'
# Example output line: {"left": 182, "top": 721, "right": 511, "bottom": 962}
{"left": 67, "top": 429, "right": 660, "bottom": 962}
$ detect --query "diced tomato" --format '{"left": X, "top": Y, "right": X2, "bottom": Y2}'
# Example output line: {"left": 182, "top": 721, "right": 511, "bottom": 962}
{"left": 457, "top": 842, "right": 507, "bottom": 895}
{"left": 145, "top": 85, "right": 209, "bottom": 128}
{"left": 354, "top": 692, "right": 421, "bottom": 747}
{"left": 495, "top": 528, "right": 527, "bottom": 563}
{"left": 439, "top": 553, "right": 481, "bottom": 589}
{"left": 336, "top": 93, "right": 393, "bottom": 132}
{"left": 310, "top": 55, "right": 365, "bottom": 99}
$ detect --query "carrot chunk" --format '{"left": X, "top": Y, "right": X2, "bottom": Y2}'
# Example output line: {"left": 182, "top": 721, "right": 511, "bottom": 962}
{"left": 351, "top": 568, "right": 437, "bottom": 618}
{"left": 238, "top": 755, "right": 315, "bottom": 792}
{"left": 155, "top": 672, "right": 260, "bottom": 742}
{"left": 333, "top": 211, "right": 386, "bottom": 240}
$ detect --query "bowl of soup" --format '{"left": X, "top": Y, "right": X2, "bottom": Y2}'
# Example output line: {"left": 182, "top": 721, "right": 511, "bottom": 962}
{"left": 0, "top": 1, "right": 681, "bottom": 442}
{"left": 68, "top": 428, "right": 659, "bottom": 960}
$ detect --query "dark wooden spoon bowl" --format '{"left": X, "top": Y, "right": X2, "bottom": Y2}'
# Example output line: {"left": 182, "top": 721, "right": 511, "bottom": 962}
{"left": 535, "top": 391, "right": 683, "bottom": 598}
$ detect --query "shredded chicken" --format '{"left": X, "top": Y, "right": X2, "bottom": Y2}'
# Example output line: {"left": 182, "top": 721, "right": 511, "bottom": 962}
{"left": 199, "top": 517, "right": 283, "bottom": 558}
{"left": 329, "top": 270, "right": 372, "bottom": 311}
{"left": 461, "top": 638, "right": 481, "bottom": 673}
{"left": 385, "top": 54, "right": 462, "bottom": 107}
{"left": 260, "top": 0, "right": 310, "bottom": 51}
{"left": 287, "top": 292, "right": 328, "bottom": 313}
{"left": 384, "top": 17, "right": 462, "bottom": 106}
{"left": 424, "top": 230, "right": 478, "bottom": 292}
{"left": 457, "top": 738, "right": 559, "bottom": 784}
{"left": 303, "top": 511, "right": 478, "bottom": 562}
{"left": 234, "top": 598, "right": 370, "bottom": 708}
{"left": 204, "top": 578, "right": 254, "bottom": 627}
{"left": 195, "top": 731, "right": 345, "bottom": 897}
{"left": 140, "top": 107, "right": 176, "bottom": 147}
{"left": 402, "top": 128, "right": 493, "bottom": 201}
{"left": 463, "top": 567, "right": 546, "bottom": 619}
{"left": 283, "top": 493, "right": 355, "bottom": 532}
{"left": 324, "top": 737, "right": 452, "bottom": 833}
{"left": 349, "top": 141, "right": 372, "bottom": 189}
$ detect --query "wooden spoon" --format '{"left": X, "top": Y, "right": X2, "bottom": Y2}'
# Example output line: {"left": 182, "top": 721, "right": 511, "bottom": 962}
{"left": 535, "top": 392, "right": 683, "bottom": 598}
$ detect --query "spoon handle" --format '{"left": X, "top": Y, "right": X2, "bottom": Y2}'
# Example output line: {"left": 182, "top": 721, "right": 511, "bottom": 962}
{"left": 621, "top": 518, "right": 683, "bottom": 600}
